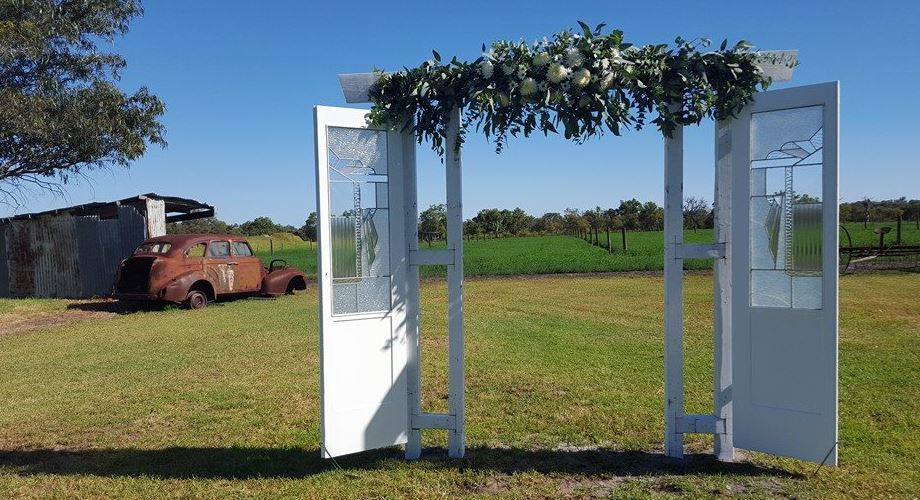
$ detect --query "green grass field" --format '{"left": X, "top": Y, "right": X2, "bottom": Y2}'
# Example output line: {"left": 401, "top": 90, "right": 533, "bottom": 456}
{"left": 842, "top": 221, "right": 920, "bottom": 247}
{"left": 247, "top": 232, "right": 718, "bottom": 280}
{"left": 1, "top": 273, "right": 917, "bottom": 498}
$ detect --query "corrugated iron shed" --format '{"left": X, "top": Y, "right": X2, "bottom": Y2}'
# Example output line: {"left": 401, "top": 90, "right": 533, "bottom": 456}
{"left": 0, "top": 194, "right": 214, "bottom": 298}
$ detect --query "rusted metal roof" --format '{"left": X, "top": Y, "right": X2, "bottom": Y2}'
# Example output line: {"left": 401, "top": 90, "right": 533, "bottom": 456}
{"left": 0, "top": 193, "right": 214, "bottom": 224}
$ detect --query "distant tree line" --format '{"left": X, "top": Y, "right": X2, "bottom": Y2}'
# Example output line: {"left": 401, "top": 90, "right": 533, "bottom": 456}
{"left": 165, "top": 196, "right": 919, "bottom": 244}
{"left": 417, "top": 197, "right": 714, "bottom": 243}
{"left": 167, "top": 213, "right": 317, "bottom": 241}
{"left": 840, "top": 198, "right": 920, "bottom": 227}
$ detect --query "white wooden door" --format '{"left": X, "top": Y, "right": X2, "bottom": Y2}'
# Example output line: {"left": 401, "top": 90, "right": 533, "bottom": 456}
{"left": 731, "top": 82, "right": 839, "bottom": 464}
{"left": 315, "top": 106, "right": 409, "bottom": 458}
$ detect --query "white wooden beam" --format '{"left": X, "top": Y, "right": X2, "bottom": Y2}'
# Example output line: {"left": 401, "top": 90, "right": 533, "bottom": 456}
{"left": 445, "top": 107, "right": 466, "bottom": 458}
{"left": 412, "top": 412, "right": 456, "bottom": 430}
{"left": 403, "top": 129, "right": 422, "bottom": 460}
{"left": 664, "top": 123, "right": 685, "bottom": 459}
{"left": 337, "top": 73, "right": 377, "bottom": 103}
{"left": 409, "top": 249, "right": 456, "bottom": 266}
{"left": 675, "top": 243, "right": 725, "bottom": 260}
{"left": 713, "top": 121, "right": 735, "bottom": 461}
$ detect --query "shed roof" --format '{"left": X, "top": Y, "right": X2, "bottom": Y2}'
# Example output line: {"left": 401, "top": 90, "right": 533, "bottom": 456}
{"left": 0, "top": 193, "right": 215, "bottom": 224}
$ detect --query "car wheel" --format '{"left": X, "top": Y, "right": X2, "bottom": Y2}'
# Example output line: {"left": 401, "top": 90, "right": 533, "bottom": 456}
{"left": 285, "top": 280, "right": 297, "bottom": 295}
{"left": 185, "top": 290, "right": 208, "bottom": 309}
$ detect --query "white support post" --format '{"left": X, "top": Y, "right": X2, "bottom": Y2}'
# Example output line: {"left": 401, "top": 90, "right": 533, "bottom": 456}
{"left": 663, "top": 123, "right": 685, "bottom": 459}
{"left": 403, "top": 129, "right": 422, "bottom": 460}
{"left": 445, "top": 107, "right": 466, "bottom": 458}
{"left": 713, "top": 121, "right": 735, "bottom": 461}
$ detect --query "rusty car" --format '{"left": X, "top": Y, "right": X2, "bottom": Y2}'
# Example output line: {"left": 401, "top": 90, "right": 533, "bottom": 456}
{"left": 113, "top": 234, "right": 307, "bottom": 309}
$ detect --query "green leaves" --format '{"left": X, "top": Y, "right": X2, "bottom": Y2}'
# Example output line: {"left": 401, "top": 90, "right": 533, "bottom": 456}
{"left": 0, "top": 0, "right": 166, "bottom": 204}
{"left": 368, "top": 22, "right": 769, "bottom": 157}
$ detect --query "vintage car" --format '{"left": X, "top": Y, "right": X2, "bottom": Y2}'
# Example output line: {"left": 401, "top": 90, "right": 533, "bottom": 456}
{"left": 113, "top": 234, "right": 307, "bottom": 309}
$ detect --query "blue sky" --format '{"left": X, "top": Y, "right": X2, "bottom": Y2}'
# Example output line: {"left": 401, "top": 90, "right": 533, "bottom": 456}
{"left": 4, "top": 0, "right": 918, "bottom": 225}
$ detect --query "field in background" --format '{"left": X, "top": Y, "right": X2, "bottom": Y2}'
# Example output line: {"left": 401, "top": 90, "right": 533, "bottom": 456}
{"left": 842, "top": 221, "right": 920, "bottom": 246}
{"left": 0, "top": 274, "right": 917, "bottom": 497}
{"left": 244, "top": 232, "right": 718, "bottom": 280}
{"left": 241, "top": 224, "right": 919, "bottom": 280}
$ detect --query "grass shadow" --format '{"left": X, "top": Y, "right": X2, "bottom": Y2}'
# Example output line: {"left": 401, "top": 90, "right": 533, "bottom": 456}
{"left": 0, "top": 446, "right": 801, "bottom": 480}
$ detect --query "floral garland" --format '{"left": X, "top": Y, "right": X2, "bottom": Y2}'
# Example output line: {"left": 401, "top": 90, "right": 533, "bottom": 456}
{"left": 368, "top": 22, "right": 784, "bottom": 155}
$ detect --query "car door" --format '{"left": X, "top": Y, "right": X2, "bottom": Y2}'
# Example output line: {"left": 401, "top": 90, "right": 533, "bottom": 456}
{"left": 231, "top": 240, "right": 263, "bottom": 292}
{"left": 204, "top": 240, "right": 235, "bottom": 294}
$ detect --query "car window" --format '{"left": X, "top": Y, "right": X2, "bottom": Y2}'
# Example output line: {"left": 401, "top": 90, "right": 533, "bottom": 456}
{"left": 134, "top": 242, "right": 172, "bottom": 254}
{"left": 232, "top": 241, "right": 253, "bottom": 257}
{"left": 186, "top": 243, "right": 207, "bottom": 258}
{"left": 208, "top": 241, "right": 231, "bottom": 258}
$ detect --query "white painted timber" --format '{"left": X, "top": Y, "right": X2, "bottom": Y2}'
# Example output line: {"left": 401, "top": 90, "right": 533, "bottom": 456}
{"left": 409, "top": 249, "right": 455, "bottom": 266}
{"left": 730, "top": 82, "right": 839, "bottom": 465}
{"left": 315, "top": 106, "right": 409, "bottom": 458}
{"left": 338, "top": 73, "right": 378, "bottom": 103}
{"left": 445, "top": 107, "right": 466, "bottom": 458}
{"left": 676, "top": 414, "right": 726, "bottom": 435}
{"left": 403, "top": 128, "right": 422, "bottom": 460}
{"left": 663, "top": 122, "right": 685, "bottom": 459}
{"left": 713, "top": 119, "right": 735, "bottom": 461}
{"left": 412, "top": 412, "right": 456, "bottom": 430}
{"left": 675, "top": 243, "right": 725, "bottom": 260}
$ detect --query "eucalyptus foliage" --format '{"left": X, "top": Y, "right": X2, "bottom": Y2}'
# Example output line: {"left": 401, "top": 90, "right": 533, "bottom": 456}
{"left": 369, "top": 22, "right": 782, "bottom": 155}
{"left": 0, "top": 0, "right": 165, "bottom": 205}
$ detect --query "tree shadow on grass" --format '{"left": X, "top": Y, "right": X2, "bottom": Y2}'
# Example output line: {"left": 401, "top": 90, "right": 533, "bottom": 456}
{"left": 0, "top": 446, "right": 801, "bottom": 480}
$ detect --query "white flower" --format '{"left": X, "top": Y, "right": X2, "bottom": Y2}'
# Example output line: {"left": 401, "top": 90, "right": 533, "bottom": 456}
{"left": 565, "top": 47, "right": 584, "bottom": 67}
{"left": 533, "top": 51, "right": 551, "bottom": 67}
{"left": 547, "top": 62, "right": 569, "bottom": 83}
{"left": 572, "top": 68, "right": 591, "bottom": 87}
{"left": 611, "top": 48, "right": 620, "bottom": 59}
{"left": 516, "top": 66, "right": 527, "bottom": 79}
{"left": 502, "top": 63, "right": 514, "bottom": 76}
{"left": 520, "top": 77, "right": 538, "bottom": 96}
{"left": 537, "top": 81, "right": 549, "bottom": 91}
{"left": 601, "top": 58, "right": 611, "bottom": 70}
{"left": 479, "top": 60, "right": 494, "bottom": 79}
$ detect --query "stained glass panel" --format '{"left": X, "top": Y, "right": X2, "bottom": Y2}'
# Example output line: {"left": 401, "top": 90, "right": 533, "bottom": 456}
{"left": 750, "top": 106, "right": 824, "bottom": 309}
{"left": 327, "top": 126, "right": 391, "bottom": 315}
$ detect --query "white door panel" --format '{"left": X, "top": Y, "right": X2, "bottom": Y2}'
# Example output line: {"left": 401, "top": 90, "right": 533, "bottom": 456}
{"left": 731, "top": 82, "right": 839, "bottom": 464}
{"left": 315, "top": 105, "right": 408, "bottom": 458}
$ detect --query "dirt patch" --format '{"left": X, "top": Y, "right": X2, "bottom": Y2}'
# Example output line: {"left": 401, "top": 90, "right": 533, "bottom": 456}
{"left": 0, "top": 301, "right": 119, "bottom": 336}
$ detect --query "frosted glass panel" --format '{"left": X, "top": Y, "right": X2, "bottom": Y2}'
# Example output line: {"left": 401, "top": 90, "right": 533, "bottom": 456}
{"left": 792, "top": 276, "right": 823, "bottom": 309}
{"left": 752, "top": 270, "right": 791, "bottom": 307}
{"left": 750, "top": 106, "right": 824, "bottom": 309}
{"left": 328, "top": 126, "right": 391, "bottom": 315}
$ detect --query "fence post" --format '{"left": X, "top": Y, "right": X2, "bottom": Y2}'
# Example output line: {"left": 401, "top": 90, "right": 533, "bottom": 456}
{"left": 606, "top": 229, "right": 611, "bottom": 253}
{"left": 270, "top": 238, "right": 274, "bottom": 257}
{"left": 621, "top": 227, "right": 628, "bottom": 252}
{"left": 896, "top": 215, "right": 902, "bottom": 245}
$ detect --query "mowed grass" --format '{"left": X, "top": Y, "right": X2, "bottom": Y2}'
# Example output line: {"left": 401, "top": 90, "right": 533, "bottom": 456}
{"left": 1, "top": 273, "right": 918, "bottom": 497}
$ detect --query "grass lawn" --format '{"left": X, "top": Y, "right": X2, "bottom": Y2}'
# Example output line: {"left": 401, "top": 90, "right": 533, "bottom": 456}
{"left": 0, "top": 273, "right": 917, "bottom": 497}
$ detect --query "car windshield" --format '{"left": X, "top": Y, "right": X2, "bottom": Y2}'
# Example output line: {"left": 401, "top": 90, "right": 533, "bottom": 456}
{"left": 134, "top": 242, "right": 172, "bottom": 254}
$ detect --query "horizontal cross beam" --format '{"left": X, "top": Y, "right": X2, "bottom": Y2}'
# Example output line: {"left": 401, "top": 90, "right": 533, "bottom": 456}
{"left": 408, "top": 249, "right": 456, "bottom": 266}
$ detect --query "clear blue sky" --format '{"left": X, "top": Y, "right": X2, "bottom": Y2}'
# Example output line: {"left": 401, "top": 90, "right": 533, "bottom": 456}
{"left": 4, "top": 0, "right": 918, "bottom": 225}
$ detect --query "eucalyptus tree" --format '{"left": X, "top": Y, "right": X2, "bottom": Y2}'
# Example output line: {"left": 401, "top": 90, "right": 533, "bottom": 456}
{"left": 0, "top": 0, "right": 165, "bottom": 205}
